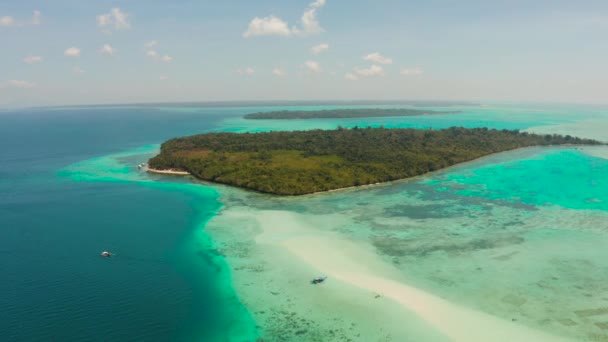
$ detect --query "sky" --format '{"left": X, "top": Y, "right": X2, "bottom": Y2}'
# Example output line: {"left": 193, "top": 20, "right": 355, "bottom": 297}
{"left": 2, "top": 0, "right": 608, "bottom": 107}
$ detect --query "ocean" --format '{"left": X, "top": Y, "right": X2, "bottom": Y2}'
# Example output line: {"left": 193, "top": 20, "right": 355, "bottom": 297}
{"left": 2, "top": 103, "right": 608, "bottom": 341}
{"left": 0, "top": 107, "right": 256, "bottom": 341}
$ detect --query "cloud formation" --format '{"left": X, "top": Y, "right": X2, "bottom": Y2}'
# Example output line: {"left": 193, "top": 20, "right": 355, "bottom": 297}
{"left": 236, "top": 67, "right": 255, "bottom": 75}
{"left": 1, "top": 11, "right": 41, "bottom": 27}
{"left": 0, "top": 16, "right": 15, "bottom": 27}
{"left": 294, "top": 0, "right": 326, "bottom": 35}
{"left": 243, "top": 0, "right": 327, "bottom": 38}
{"left": 24, "top": 55, "right": 43, "bottom": 64}
{"left": 304, "top": 60, "right": 322, "bottom": 73}
{"left": 272, "top": 68, "right": 287, "bottom": 77}
{"left": 345, "top": 64, "right": 383, "bottom": 80}
{"left": 145, "top": 40, "right": 158, "bottom": 48}
{"left": 344, "top": 72, "right": 358, "bottom": 81}
{"left": 243, "top": 16, "right": 291, "bottom": 38}
{"left": 97, "top": 8, "right": 130, "bottom": 31}
{"left": 7, "top": 80, "right": 36, "bottom": 88}
{"left": 363, "top": 52, "right": 392, "bottom": 65}
{"left": 64, "top": 47, "right": 81, "bottom": 58}
{"left": 400, "top": 67, "right": 423, "bottom": 76}
{"left": 311, "top": 43, "right": 329, "bottom": 54}
{"left": 354, "top": 64, "right": 384, "bottom": 77}
{"left": 100, "top": 44, "right": 116, "bottom": 56}
{"left": 32, "top": 10, "right": 41, "bottom": 25}
{"left": 145, "top": 42, "right": 172, "bottom": 63}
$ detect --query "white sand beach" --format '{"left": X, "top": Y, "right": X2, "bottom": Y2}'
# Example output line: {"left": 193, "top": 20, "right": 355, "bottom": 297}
{"left": 146, "top": 168, "right": 190, "bottom": 176}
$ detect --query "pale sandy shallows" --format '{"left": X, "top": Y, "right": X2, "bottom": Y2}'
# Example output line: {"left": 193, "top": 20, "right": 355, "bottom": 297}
{"left": 146, "top": 168, "right": 190, "bottom": 176}
{"left": 252, "top": 210, "right": 569, "bottom": 342}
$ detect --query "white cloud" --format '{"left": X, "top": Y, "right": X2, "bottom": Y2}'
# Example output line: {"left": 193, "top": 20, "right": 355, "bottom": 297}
{"left": 272, "top": 67, "right": 286, "bottom": 77}
{"left": 304, "top": 60, "right": 322, "bottom": 73}
{"left": 236, "top": 67, "right": 255, "bottom": 75}
{"left": 0, "top": 11, "right": 41, "bottom": 27}
{"left": 145, "top": 41, "right": 173, "bottom": 63}
{"left": 354, "top": 64, "right": 384, "bottom": 77}
{"left": 146, "top": 48, "right": 172, "bottom": 63}
{"left": 0, "top": 16, "right": 15, "bottom": 27}
{"left": 400, "top": 67, "right": 423, "bottom": 76}
{"left": 311, "top": 0, "right": 327, "bottom": 8}
{"left": 295, "top": 0, "right": 327, "bottom": 35}
{"left": 145, "top": 40, "right": 158, "bottom": 48}
{"left": 159, "top": 75, "right": 168, "bottom": 81}
{"left": 243, "top": 0, "right": 327, "bottom": 38}
{"left": 64, "top": 47, "right": 81, "bottom": 58}
{"left": 344, "top": 72, "right": 358, "bottom": 81}
{"left": 32, "top": 10, "right": 41, "bottom": 25}
{"left": 24, "top": 55, "right": 43, "bottom": 64}
{"left": 97, "top": 8, "right": 130, "bottom": 31}
{"left": 236, "top": 67, "right": 255, "bottom": 76}
{"left": 363, "top": 52, "right": 393, "bottom": 65}
{"left": 311, "top": 43, "right": 329, "bottom": 54}
{"left": 100, "top": 44, "right": 116, "bottom": 56}
{"left": 73, "top": 66, "right": 85, "bottom": 75}
{"left": 243, "top": 15, "right": 291, "bottom": 38}
{"left": 7, "top": 80, "right": 36, "bottom": 88}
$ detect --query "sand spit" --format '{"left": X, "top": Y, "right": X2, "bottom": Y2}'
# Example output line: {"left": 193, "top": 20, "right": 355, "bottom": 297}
{"left": 526, "top": 119, "right": 608, "bottom": 143}
{"left": 208, "top": 207, "right": 449, "bottom": 341}
{"left": 146, "top": 168, "right": 190, "bottom": 176}
{"left": 579, "top": 146, "right": 608, "bottom": 161}
{"left": 254, "top": 210, "right": 570, "bottom": 342}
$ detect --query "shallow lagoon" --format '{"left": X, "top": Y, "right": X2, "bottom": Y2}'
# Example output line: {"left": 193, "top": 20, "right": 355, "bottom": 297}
{"left": 52, "top": 103, "right": 608, "bottom": 341}
{"left": 203, "top": 146, "right": 608, "bottom": 341}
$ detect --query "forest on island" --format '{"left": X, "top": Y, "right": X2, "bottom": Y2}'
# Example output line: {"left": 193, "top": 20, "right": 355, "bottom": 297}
{"left": 149, "top": 127, "right": 600, "bottom": 195}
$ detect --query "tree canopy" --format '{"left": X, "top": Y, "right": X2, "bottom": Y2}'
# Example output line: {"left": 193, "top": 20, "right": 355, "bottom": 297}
{"left": 149, "top": 127, "right": 600, "bottom": 195}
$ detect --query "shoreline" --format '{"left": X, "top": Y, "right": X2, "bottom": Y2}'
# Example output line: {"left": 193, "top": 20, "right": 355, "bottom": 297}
{"left": 305, "top": 144, "right": 594, "bottom": 197}
{"left": 146, "top": 167, "right": 190, "bottom": 176}
{"left": 165, "top": 144, "right": 601, "bottom": 198}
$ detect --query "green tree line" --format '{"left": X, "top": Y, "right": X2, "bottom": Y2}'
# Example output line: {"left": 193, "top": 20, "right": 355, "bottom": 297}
{"left": 149, "top": 127, "right": 601, "bottom": 195}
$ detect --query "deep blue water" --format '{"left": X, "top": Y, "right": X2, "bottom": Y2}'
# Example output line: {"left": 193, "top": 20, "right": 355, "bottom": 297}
{"left": 0, "top": 107, "right": 255, "bottom": 341}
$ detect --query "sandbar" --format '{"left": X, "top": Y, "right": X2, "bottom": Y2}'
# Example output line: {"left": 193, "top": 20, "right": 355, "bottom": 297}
{"left": 253, "top": 210, "right": 570, "bottom": 341}
{"left": 146, "top": 168, "right": 190, "bottom": 176}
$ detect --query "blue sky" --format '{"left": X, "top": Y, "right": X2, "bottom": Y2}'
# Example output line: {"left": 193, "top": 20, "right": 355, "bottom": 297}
{"left": 2, "top": 0, "right": 608, "bottom": 106}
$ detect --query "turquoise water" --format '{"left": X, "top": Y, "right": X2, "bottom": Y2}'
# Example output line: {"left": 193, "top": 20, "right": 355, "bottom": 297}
{"left": 3, "top": 102, "right": 608, "bottom": 341}
{"left": 200, "top": 145, "right": 608, "bottom": 340}
{"left": 425, "top": 148, "right": 608, "bottom": 210}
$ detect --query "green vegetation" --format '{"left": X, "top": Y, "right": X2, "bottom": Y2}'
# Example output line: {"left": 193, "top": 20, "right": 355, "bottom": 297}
{"left": 149, "top": 127, "right": 600, "bottom": 195}
{"left": 244, "top": 108, "right": 460, "bottom": 120}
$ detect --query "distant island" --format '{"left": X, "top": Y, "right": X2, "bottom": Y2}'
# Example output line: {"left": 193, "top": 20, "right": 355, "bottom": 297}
{"left": 148, "top": 127, "right": 600, "bottom": 195}
{"left": 244, "top": 108, "right": 460, "bottom": 120}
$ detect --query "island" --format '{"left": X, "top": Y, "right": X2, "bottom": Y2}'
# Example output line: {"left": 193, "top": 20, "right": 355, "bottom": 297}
{"left": 148, "top": 127, "right": 600, "bottom": 195}
{"left": 244, "top": 108, "right": 460, "bottom": 120}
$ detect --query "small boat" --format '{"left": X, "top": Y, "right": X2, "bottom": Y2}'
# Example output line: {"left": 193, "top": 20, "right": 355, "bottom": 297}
{"left": 100, "top": 251, "right": 112, "bottom": 258}
{"left": 311, "top": 276, "right": 327, "bottom": 284}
